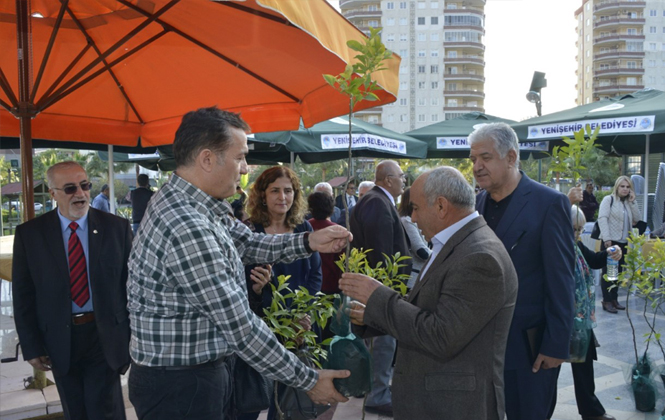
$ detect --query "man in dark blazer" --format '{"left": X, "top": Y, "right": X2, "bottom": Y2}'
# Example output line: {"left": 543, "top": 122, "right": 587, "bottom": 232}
{"left": 340, "top": 167, "right": 518, "bottom": 420}
{"left": 335, "top": 181, "right": 357, "bottom": 211}
{"left": 469, "top": 123, "right": 575, "bottom": 420}
{"left": 12, "top": 161, "right": 133, "bottom": 420}
{"left": 349, "top": 160, "right": 411, "bottom": 416}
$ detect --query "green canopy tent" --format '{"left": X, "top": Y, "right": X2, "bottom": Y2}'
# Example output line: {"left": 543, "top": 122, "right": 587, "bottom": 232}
{"left": 511, "top": 88, "right": 665, "bottom": 219}
{"left": 405, "top": 112, "right": 553, "bottom": 160}
{"left": 251, "top": 116, "right": 428, "bottom": 163}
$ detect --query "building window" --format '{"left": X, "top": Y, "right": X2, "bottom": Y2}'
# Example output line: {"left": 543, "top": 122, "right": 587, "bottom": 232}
{"left": 650, "top": 26, "right": 657, "bottom": 34}
{"left": 399, "top": 64, "right": 408, "bottom": 74}
{"left": 399, "top": 49, "right": 407, "bottom": 56}
{"left": 626, "top": 61, "right": 636, "bottom": 69}
{"left": 431, "top": 17, "right": 439, "bottom": 25}
{"left": 586, "top": 50, "right": 590, "bottom": 57}
{"left": 586, "top": 34, "right": 590, "bottom": 42}
{"left": 626, "top": 28, "right": 637, "bottom": 35}
{"left": 418, "top": 65, "right": 426, "bottom": 73}
{"left": 418, "top": 1, "right": 426, "bottom": 9}
{"left": 418, "top": 114, "right": 426, "bottom": 122}
{"left": 400, "top": 1, "right": 407, "bottom": 9}
{"left": 399, "top": 98, "right": 407, "bottom": 105}
{"left": 431, "top": 114, "right": 439, "bottom": 121}
{"left": 627, "top": 156, "right": 642, "bottom": 175}
{"left": 431, "top": 50, "right": 439, "bottom": 57}
{"left": 400, "top": 114, "right": 407, "bottom": 122}
{"left": 649, "top": 9, "right": 657, "bottom": 17}
{"left": 418, "top": 97, "right": 426, "bottom": 105}
{"left": 431, "top": 81, "right": 439, "bottom": 89}
{"left": 626, "top": 77, "right": 637, "bottom": 85}
{"left": 418, "top": 32, "right": 426, "bottom": 41}
{"left": 369, "top": 20, "right": 379, "bottom": 27}
{"left": 386, "top": 33, "right": 395, "bottom": 42}
{"left": 447, "top": 99, "right": 458, "bottom": 107}
{"left": 386, "top": 2, "right": 394, "bottom": 9}
{"left": 418, "top": 81, "right": 426, "bottom": 89}
{"left": 448, "top": 50, "right": 457, "bottom": 58}
{"left": 431, "top": 32, "right": 439, "bottom": 41}
{"left": 586, "top": 18, "right": 590, "bottom": 26}
{"left": 431, "top": 1, "right": 439, "bottom": 8}
{"left": 387, "top": 114, "right": 394, "bottom": 122}
{"left": 648, "top": 76, "right": 656, "bottom": 85}
{"left": 368, "top": 4, "right": 378, "bottom": 11}
{"left": 399, "top": 17, "right": 407, "bottom": 25}
{"left": 418, "top": 50, "right": 426, "bottom": 57}
{"left": 386, "top": 18, "right": 395, "bottom": 26}
{"left": 431, "top": 65, "right": 439, "bottom": 73}
{"left": 400, "top": 33, "right": 408, "bottom": 41}
{"left": 649, "top": 60, "right": 656, "bottom": 67}
{"left": 417, "top": 17, "right": 425, "bottom": 25}
{"left": 650, "top": 43, "right": 657, "bottom": 51}
{"left": 431, "top": 98, "right": 439, "bottom": 105}
{"left": 400, "top": 81, "right": 408, "bottom": 90}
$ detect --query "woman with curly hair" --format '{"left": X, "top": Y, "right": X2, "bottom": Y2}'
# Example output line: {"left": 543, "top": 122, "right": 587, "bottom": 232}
{"left": 239, "top": 166, "right": 323, "bottom": 420}
{"left": 243, "top": 165, "right": 323, "bottom": 312}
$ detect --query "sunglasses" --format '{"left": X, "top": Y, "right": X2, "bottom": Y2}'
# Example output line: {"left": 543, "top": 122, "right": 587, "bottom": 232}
{"left": 53, "top": 182, "right": 93, "bottom": 195}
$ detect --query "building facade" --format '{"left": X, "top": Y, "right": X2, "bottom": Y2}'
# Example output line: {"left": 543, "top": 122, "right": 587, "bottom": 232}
{"left": 575, "top": 0, "right": 665, "bottom": 104}
{"left": 339, "top": 0, "right": 487, "bottom": 132}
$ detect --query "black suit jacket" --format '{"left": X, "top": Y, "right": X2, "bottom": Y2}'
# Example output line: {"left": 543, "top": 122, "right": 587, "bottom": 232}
{"left": 349, "top": 186, "right": 411, "bottom": 274}
{"left": 12, "top": 208, "right": 133, "bottom": 375}
{"left": 335, "top": 193, "right": 358, "bottom": 210}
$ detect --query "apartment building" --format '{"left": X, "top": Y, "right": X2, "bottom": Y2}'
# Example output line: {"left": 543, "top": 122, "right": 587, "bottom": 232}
{"left": 575, "top": 0, "right": 665, "bottom": 104}
{"left": 339, "top": 0, "right": 487, "bottom": 132}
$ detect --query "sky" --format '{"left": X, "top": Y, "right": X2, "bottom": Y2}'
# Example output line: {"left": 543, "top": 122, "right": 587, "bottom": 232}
{"left": 327, "top": 0, "right": 582, "bottom": 122}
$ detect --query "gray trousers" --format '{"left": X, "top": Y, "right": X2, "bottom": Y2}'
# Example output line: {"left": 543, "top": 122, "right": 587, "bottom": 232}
{"left": 365, "top": 335, "right": 396, "bottom": 407}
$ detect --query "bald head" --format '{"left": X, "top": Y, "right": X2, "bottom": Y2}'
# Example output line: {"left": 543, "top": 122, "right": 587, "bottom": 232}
{"left": 374, "top": 160, "right": 405, "bottom": 199}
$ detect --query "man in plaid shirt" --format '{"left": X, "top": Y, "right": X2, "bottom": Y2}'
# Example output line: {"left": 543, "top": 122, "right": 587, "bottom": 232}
{"left": 127, "top": 107, "right": 351, "bottom": 419}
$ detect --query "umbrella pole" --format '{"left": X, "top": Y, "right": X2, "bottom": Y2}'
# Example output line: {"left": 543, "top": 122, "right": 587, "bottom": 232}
{"left": 108, "top": 145, "right": 116, "bottom": 214}
{"left": 643, "top": 134, "right": 649, "bottom": 223}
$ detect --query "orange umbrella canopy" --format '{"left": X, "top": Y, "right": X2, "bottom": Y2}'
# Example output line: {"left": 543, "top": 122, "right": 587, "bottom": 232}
{"left": 0, "top": 0, "right": 400, "bottom": 147}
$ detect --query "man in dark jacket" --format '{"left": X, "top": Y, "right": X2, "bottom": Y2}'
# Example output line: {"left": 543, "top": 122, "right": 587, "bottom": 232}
{"left": 130, "top": 174, "right": 154, "bottom": 234}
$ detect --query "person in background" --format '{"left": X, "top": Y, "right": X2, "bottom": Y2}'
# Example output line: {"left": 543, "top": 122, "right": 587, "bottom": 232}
{"left": 307, "top": 191, "right": 342, "bottom": 296}
{"left": 13, "top": 162, "right": 133, "bottom": 420}
{"left": 357, "top": 181, "right": 375, "bottom": 200}
{"left": 130, "top": 174, "right": 153, "bottom": 234}
{"left": 398, "top": 187, "right": 430, "bottom": 290}
{"left": 335, "top": 180, "right": 357, "bottom": 211}
{"left": 349, "top": 160, "right": 412, "bottom": 417}
{"left": 469, "top": 122, "right": 575, "bottom": 420}
{"left": 597, "top": 175, "right": 641, "bottom": 314}
{"left": 313, "top": 182, "right": 341, "bottom": 224}
{"left": 546, "top": 204, "right": 620, "bottom": 420}
{"left": 126, "top": 107, "right": 350, "bottom": 420}
{"left": 579, "top": 182, "right": 600, "bottom": 222}
{"left": 91, "top": 184, "right": 111, "bottom": 213}
{"left": 340, "top": 166, "right": 518, "bottom": 420}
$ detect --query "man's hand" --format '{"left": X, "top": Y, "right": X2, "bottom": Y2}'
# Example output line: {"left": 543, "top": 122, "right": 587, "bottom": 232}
{"left": 308, "top": 225, "right": 352, "bottom": 253}
{"left": 306, "top": 369, "right": 350, "bottom": 405}
{"left": 347, "top": 300, "right": 366, "bottom": 326}
{"left": 249, "top": 264, "right": 272, "bottom": 295}
{"left": 567, "top": 185, "right": 583, "bottom": 205}
{"left": 532, "top": 354, "right": 564, "bottom": 373}
{"left": 27, "top": 356, "right": 52, "bottom": 372}
{"left": 339, "top": 273, "right": 382, "bottom": 305}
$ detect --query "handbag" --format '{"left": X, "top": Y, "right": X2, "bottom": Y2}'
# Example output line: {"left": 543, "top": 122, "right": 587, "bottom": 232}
{"left": 275, "top": 350, "right": 330, "bottom": 420}
{"left": 232, "top": 355, "right": 274, "bottom": 415}
{"left": 590, "top": 196, "right": 614, "bottom": 240}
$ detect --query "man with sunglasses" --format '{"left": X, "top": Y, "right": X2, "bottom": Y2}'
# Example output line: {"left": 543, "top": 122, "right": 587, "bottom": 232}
{"left": 12, "top": 161, "right": 133, "bottom": 420}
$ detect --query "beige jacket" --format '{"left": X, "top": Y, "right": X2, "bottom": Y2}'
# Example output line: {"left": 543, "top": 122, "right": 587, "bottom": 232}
{"left": 597, "top": 194, "right": 641, "bottom": 242}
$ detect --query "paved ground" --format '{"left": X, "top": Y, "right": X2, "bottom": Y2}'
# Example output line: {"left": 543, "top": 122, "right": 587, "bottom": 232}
{"left": 3, "top": 279, "right": 665, "bottom": 420}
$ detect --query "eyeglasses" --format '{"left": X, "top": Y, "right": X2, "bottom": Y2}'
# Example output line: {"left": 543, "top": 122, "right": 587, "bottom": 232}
{"left": 52, "top": 182, "right": 93, "bottom": 195}
{"left": 387, "top": 173, "right": 406, "bottom": 181}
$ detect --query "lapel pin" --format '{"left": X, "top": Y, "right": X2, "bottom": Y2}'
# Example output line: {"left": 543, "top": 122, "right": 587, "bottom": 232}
{"left": 93, "top": 230, "right": 98, "bottom": 234}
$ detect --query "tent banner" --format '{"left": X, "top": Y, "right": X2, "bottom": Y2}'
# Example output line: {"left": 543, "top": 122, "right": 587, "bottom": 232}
{"left": 436, "top": 137, "right": 547, "bottom": 151}
{"left": 128, "top": 152, "right": 160, "bottom": 160}
{"left": 527, "top": 115, "right": 656, "bottom": 139}
{"left": 320, "top": 134, "right": 407, "bottom": 154}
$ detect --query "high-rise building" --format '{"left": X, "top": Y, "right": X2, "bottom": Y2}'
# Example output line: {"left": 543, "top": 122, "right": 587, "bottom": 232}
{"left": 575, "top": 0, "right": 665, "bottom": 105}
{"left": 339, "top": 0, "right": 486, "bottom": 132}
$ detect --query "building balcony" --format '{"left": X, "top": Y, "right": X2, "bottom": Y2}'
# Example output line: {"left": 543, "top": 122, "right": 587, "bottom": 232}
{"left": 593, "top": 83, "right": 644, "bottom": 94}
{"left": 593, "top": 66, "right": 644, "bottom": 76}
{"left": 444, "top": 24, "right": 485, "bottom": 34}
{"left": 443, "top": 56, "right": 484, "bottom": 66}
{"left": 593, "top": 33, "right": 645, "bottom": 45}
{"left": 594, "top": 49, "right": 645, "bottom": 60}
{"left": 443, "top": 41, "right": 485, "bottom": 51}
{"left": 344, "top": 9, "right": 382, "bottom": 19}
{"left": 444, "top": 73, "right": 485, "bottom": 82}
{"left": 443, "top": 105, "right": 485, "bottom": 113}
{"left": 443, "top": 90, "right": 485, "bottom": 98}
{"left": 443, "top": 8, "right": 484, "bottom": 18}
{"left": 594, "top": 17, "right": 645, "bottom": 29}
{"left": 594, "top": 1, "right": 646, "bottom": 12}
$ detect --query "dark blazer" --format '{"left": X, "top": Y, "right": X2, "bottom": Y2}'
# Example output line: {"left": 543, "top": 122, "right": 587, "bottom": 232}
{"left": 335, "top": 193, "right": 358, "bottom": 210}
{"left": 12, "top": 208, "right": 133, "bottom": 375}
{"left": 475, "top": 172, "right": 575, "bottom": 370}
{"left": 360, "top": 216, "right": 518, "bottom": 419}
{"left": 349, "top": 186, "right": 411, "bottom": 273}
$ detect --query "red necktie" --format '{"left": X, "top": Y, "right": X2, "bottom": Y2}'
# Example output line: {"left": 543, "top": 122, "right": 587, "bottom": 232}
{"left": 68, "top": 222, "right": 90, "bottom": 307}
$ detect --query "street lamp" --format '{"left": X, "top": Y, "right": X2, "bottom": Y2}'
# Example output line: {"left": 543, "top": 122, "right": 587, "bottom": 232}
{"left": 526, "top": 71, "right": 547, "bottom": 117}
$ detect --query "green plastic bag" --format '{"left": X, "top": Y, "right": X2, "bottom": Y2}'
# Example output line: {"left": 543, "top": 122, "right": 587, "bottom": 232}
{"left": 567, "top": 318, "right": 591, "bottom": 363}
{"left": 325, "top": 295, "right": 372, "bottom": 398}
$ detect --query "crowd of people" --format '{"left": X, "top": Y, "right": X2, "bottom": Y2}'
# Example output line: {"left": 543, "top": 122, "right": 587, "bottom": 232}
{"left": 11, "top": 106, "right": 658, "bottom": 420}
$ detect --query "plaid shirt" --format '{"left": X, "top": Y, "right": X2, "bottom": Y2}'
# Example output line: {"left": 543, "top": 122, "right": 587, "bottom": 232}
{"left": 127, "top": 174, "right": 318, "bottom": 390}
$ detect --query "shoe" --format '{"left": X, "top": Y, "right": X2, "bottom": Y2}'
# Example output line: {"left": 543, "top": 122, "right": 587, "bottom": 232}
{"left": 582, "top": 413, "right": 616, "bottom": 420}
{"left": 365, "top": 403, "right": 393, "bottom": 417}
{"left": 602, "top": 301, "right": 617, "bottom": 313}
{"left": 611, "top": 300, "right": 625, "bottom": 310}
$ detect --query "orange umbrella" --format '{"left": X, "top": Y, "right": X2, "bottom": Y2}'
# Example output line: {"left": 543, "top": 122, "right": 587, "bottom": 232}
{"left": 0, "top": 0, "right": 400, "bottom": 218}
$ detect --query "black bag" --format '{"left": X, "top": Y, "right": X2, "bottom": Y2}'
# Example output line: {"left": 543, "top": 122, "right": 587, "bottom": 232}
{"left": 635, "top": 220, "right": 648, "bottom": 235}
{"left": 232, "top": 355, "right": 274, "bottom": 415}
{"left": 590, "top": 196, "right": 614, "bottom": 240}
{"left": 275, "top": 351, "right": 330, "bottom": 420}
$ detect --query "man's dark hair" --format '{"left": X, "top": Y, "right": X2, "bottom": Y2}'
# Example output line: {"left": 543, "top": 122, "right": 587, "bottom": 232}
{"left": 137, "top": 174, "right": 150, "bottom": 187}
{"left": 308, "top": 192, "right": 335, "bottom": 221}
{"left": 173, "top": 106, "right": 250, "bottom": 168}
{"left": 100, "top": 184, "right": 109, "bottom": 192}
